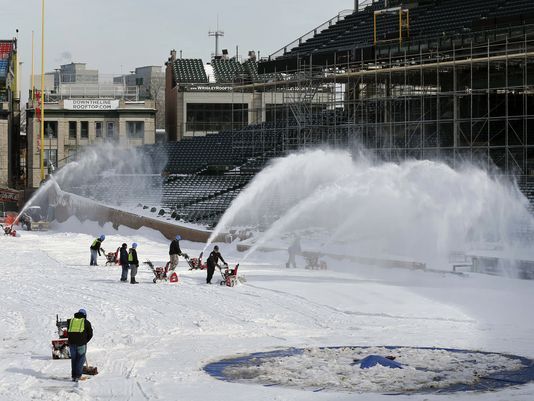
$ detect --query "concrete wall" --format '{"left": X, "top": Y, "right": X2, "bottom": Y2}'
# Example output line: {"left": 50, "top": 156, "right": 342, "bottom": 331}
{"left": 54, "top": 190, "right": 224, "bottom": 243}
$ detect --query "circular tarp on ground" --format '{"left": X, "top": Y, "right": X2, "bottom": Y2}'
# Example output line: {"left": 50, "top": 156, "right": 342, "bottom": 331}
{"left": 204, "top": 346, "right": 534, "bottom": 394}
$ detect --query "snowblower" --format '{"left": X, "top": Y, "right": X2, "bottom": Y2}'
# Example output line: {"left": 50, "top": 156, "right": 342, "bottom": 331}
{"left": 105, "top": 248, "right": 119, "bottom": 266}
{"left": 186, "top": 252, "right": 207, "bottom": 271}
{"left": 304, "top": 253, "right": 328, "bottom": 270}
{"left": 52, "top": 315, "right": 70, "bottom": 359}
{"left": 218, "top": 264, "right": 240, "bottom": 287}
{"left": 1, "top": 224, "right": 16, "bottom": 237}
{"left": 144, "top": 260, "right": 178, "bottom": 283}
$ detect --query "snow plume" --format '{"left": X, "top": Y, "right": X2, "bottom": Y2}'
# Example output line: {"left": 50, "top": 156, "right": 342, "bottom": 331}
{"left": 210, "top": 148, "right": 534, "bottom": 267}
{"left": 21, "top": 143, "right": 166, "bottom": 216}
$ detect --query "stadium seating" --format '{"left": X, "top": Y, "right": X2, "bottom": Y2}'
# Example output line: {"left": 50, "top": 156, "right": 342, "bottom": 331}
{"left": 278, "top": 0, "right": 534, "bottom": 59}
{"left": 172, "top": 59, "right": 208, "bottom": 84}
{"left": 211, "top": 58, "right": 247, "bottom": 83}
{"left": 0, "top": 42, "right": 13, "bottom": 60}
{"left": 0, "top": 60, "right": 8, "bottom": 79}
{"left": 243, "top": 59, "right": 260, "bottom": 82}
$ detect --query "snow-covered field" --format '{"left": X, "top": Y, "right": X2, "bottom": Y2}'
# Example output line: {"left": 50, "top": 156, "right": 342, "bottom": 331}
{"left": 1, "top": 220, "right": 533, "bottom": 401}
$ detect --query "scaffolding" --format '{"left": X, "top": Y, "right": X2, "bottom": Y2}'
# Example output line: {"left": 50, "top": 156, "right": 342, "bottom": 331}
{"left": 225, "top": 24, "right": 534, "bottom": 184}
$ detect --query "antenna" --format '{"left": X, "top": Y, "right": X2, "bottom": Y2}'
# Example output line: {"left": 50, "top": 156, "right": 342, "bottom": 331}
{"left": 208, "top": 15, "right": 224, "bottom": 57}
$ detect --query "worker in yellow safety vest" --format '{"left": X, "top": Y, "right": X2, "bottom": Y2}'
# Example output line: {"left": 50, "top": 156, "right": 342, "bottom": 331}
{"left": 128, "top": 243, "right": 139, "bottom": 284}
{"left": 67, "top": 309, "right": 93, "bottom": 382}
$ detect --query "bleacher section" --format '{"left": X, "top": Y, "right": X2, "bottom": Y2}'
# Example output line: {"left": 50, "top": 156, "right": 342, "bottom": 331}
{"left": 0, "top": 60, "right": 8, "bottom": 79}
{"left": 211, "top": 59, "right": 246, "bottom": 83}
{"left": 277, "top": 0, "right": 534, "bottom": 59}
{"left": 172, "top": 59, "right": 208, "bottom": 84}
{"left": 0, "top": 41, "right": 14, "bottom": 80}
{"left": 170, "top": 56, "right": 282, "bottom": 86}
{"left": 243, "top": 59, "right": 260, "bottom": 81}
{"left": 65, "top": 174, "right": 251, "bottom": 228}
{"left": 153, "top": 134, "right": 233, "bottom": 174}
{"left": 0, "top": 42, "right": 13, "bottom": 59}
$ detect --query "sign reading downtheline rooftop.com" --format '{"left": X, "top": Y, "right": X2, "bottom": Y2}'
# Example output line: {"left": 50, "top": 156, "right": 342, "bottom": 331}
{"left": 64, "top": 99, "right": 120, "bottom": 111}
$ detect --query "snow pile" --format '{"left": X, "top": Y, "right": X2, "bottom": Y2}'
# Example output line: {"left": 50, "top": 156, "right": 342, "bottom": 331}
{"left": 222, "top": 346, "right": 526, "bottom": 393}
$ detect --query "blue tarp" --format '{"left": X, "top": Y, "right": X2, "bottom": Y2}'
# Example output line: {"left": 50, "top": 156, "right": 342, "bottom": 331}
{"left": 204, "top": 346, "right": 534, "bottom": 394}
{"left": 359, "top": 355, "right": 403, "bottom": 369}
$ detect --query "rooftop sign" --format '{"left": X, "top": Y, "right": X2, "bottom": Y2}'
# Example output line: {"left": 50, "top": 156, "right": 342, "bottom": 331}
{"left": 64, "top": 99, "right": 120, "bottom": 110}
{"left": 183, "top": 85, "right": 233, "bottom": 92}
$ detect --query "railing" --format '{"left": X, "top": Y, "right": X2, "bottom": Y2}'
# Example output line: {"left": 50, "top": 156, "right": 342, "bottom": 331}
{"left": 46, "top": 84, "right": 139, "bottom": 102}
{"left": 267, "top": 1, "right": 380, "bottom": 60}
{"left": 268, "top": 9, "right": 356, "bottom": 60}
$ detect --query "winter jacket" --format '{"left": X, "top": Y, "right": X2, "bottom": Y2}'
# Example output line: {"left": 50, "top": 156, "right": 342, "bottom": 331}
{"left": 90, "top": 238, "right": 104, "bottom": 256}
{"left": 169, "top": 239, "right": 182, "bottom": 256}
{"left": 119, "top": 246, "right": 129, "bottom": 266}
{"left": 67, "top": 312, "right": 93, "bottom": 346}
{"left": 207, "top": 251, "right": 226, "bottom": 267}
{"left": 128, "top": 248, "right": 139, "bottom": 267}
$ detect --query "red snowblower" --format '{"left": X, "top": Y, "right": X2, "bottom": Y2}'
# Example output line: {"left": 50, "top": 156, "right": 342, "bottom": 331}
{"left": 52, "top": 315, "right": 70, "bottom": 359}
{"left": 186, "top": 252, "right": 207, "bottom": 270}
{"left": 105, "top": 248, "right": 120, "bottom": 266}
{"left": 144, "top": 260, "right": 179, "bottom": 283}
{"left": 218, "top": 264, "right": 240, "bottom": 287}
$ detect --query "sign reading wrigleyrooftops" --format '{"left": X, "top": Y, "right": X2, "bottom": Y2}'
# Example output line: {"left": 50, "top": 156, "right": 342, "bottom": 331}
{"left": 64, "top": 99, "right": 120, "bottom": 110}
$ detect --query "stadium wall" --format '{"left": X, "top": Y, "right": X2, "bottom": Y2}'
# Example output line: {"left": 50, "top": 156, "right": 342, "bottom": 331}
{"left": 53, "top": 190, "right": 224, "bottom": 243}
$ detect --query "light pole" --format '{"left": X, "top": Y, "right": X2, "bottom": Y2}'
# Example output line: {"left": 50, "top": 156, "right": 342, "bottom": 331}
{"left": 40, "top": 0, "right": 45, "bottom": 182}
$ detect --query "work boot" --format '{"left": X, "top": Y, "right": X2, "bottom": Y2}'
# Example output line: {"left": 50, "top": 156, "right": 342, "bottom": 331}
{"left": 131, "top": 280, "right": 139, "bottom": 284}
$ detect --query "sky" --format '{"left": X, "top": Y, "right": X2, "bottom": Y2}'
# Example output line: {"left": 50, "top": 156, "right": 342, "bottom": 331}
{"left": 0, "top": 0, "right": 354, "bottom": 101}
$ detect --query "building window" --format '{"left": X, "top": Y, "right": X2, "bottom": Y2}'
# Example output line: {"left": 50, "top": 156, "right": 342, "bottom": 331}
{"left": 186, "top": 103, "right": 248, "bottom": 132}
{"left": 44, "top": 121, "right": 58, "bottom": 139}
{"left": 81, "top": 121, "right": 89, "bottom": 139}
{"left": 68, "top": 121, "right": 77, "bottom": 139}
{"left": 44, "top": 149, "right": 57, "bottom": 169}
{"left": 95, "top": 122, "right": 102, "bottom": 138}
{"left": 127, "top": 121, "right": 145, "bottom": 139}
{"left": 107, "top": 122, "right": 115, "bottom": 138}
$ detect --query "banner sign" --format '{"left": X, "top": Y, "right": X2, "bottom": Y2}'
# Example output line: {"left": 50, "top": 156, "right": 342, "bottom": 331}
{"left": 185, "top": 85, "right": 233, "bottom": 92}
{"left": 64, "top": 99, "right": 120, "bottom": 111}
{"left": 0, "top": 187, "right": 20, "bottom": 203}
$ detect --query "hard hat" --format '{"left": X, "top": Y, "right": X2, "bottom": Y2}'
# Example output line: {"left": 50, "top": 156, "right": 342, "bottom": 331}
{"left": 214, "top": 245, "right": 219, "bottom": 251}
{"left": 78, "top": 309, "right": 87, "bottom": 317}
{"left": 175, "top": 235, "right": 182, "bottom": 241}
{"left": 99, "top": 235, "right": 106, "bottom": 241}
{"left": 132, "top": 243, "right": 138, "bottom": 249}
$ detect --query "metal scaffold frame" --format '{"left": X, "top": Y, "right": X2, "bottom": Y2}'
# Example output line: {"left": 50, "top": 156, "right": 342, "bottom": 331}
{"left": 227, "top": 26, "right": 534, "bottom": 184}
